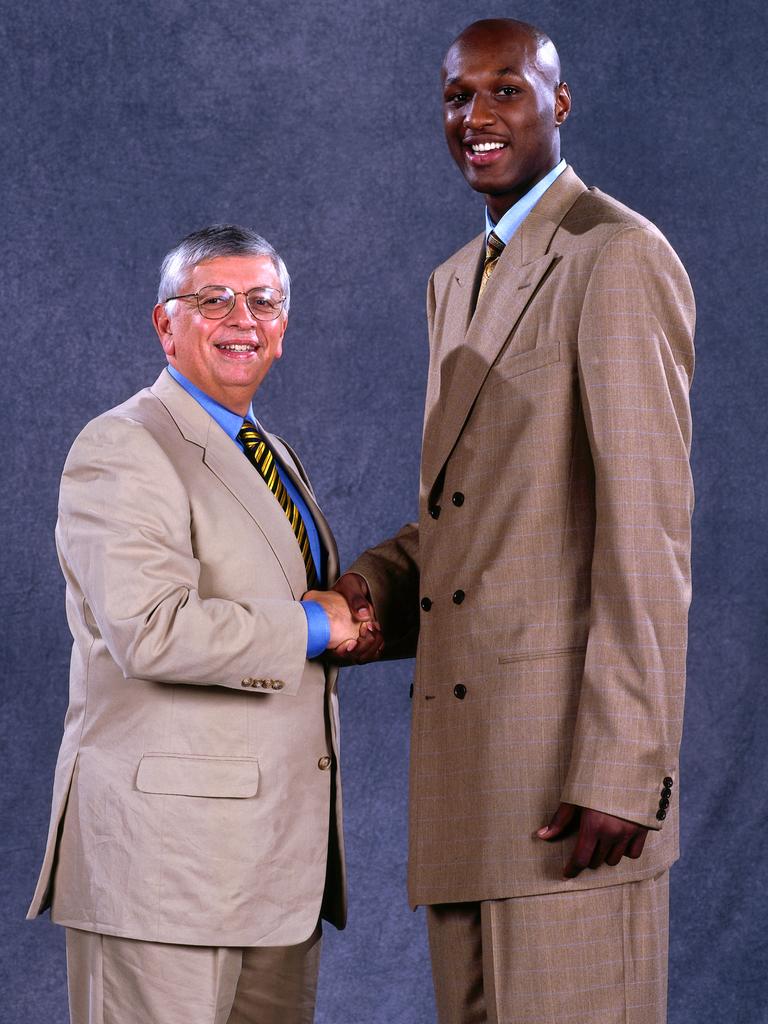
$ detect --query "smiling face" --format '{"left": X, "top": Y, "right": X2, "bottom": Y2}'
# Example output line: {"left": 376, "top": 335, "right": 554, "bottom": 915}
{"left": 442, "top": 20, "right": 571, "bottom": 221}
{"left": 152, "top": 254, "right": 287, "bottom": 415}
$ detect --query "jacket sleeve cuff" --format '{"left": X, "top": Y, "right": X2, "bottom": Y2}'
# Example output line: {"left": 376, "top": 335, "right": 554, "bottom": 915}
{"left": 561, "top": 766, "right": 677, "bottom": 831}
{"left": 300, "top": 600, "right": 331, "bottom": 659}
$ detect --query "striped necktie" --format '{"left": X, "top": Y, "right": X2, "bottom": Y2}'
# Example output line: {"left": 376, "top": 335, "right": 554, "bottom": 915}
{"left": 237, "top": 420, "right": 319, "bottom": 588}
{"left": 477, "top": 230, "right": 505, "bottom": 299}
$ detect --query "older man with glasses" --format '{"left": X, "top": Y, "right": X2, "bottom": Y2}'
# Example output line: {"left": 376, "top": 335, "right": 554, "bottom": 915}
{"left": 27, "top": 224, "right": 381, "bottom": 1024}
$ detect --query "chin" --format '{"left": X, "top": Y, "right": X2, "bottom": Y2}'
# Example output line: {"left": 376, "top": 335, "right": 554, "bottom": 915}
{"left": 465, "top": 173, "right": 512, "bottom": 195}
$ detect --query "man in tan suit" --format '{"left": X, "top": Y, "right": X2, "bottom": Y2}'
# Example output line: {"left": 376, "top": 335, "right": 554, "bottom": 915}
{"left": 28, "top": 224, "right": 378, "bottom": 1023}
{"left": 334, "top": 19, "right": 694, "bottom": 1023}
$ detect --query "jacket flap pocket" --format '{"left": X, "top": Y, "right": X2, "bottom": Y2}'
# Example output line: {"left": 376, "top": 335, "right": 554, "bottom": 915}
{"left": 498, "top": 644, "right": 587, "bottom": 665}
{"left": 492, "top": 342, "right": 562, "bottom": 382}
{"left": 136, "top": 753, "right": 260, "bottom": 798}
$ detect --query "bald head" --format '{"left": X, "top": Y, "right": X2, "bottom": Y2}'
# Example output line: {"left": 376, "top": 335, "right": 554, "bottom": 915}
{"left": 440, "top": 18, "right": 571, "bottom": 221}
{"left": 444, "top": 19, "right": 562, "bottom": 89}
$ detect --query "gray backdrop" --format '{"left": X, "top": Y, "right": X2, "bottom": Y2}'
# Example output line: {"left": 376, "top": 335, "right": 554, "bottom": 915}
{"left": 2, "top": 1, "right": 766, "bottom": 1021}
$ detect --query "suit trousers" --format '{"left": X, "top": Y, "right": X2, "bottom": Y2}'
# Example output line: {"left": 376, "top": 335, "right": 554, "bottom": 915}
{"left": 65, "top": 924, "right": 322, "bottom": 1024}
{"left": 426, "top": 872, "right": 669, "bottom": 1024}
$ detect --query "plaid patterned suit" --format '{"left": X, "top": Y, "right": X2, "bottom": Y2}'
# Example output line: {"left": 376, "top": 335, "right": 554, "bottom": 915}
{"left": 350, "top": 167, "right": 694, "bottom": 1022}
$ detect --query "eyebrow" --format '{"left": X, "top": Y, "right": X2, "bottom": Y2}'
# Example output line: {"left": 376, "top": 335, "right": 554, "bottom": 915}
{"left": 444, "top": 66, "right": 524, "bottom": 86}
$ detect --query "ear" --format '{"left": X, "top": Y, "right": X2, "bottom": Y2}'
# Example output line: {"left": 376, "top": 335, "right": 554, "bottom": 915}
{"left": 274, "top": 314, "right": 288, "bottom": 360}
{"left": 555, "top": 81, "right": 571, "bottom": 125}
{"left": 152, "top": 302, "right": 175, "bottom": 357}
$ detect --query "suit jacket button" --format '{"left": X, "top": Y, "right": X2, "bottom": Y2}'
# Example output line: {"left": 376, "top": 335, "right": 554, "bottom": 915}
{"left": 318, "top": 756, "right": 332, "bottom": 770}
{"left": 659, "top": 797, "right": 670, "bottom": 810}
{"left": 452, "top": 589, "right": 465, "bottom": 605}
{"left": 421, "top": 597, "right": 432, "bottom": 611}
{"left": 451, "top": 492, "right": 465, "bottom": 507}
{"left": 270, "top": 680, "right": 284, "bottom": 690}
{"left": 240, "top": 678, "right": 251, "bottom": 687}
{"left": 661, "top": 787, "right": 672, "bottom": 799}
{"left": 663, "top": 776, "right": 674, "bottom": 788}
{"left": 429, "top": 505, "right": 441, "bottom": 519}
{"left": 453, "top": 684, "right": 467, "bottom": 700}
{"left": 656, "top": 809, "right": 667, "bottom": 821}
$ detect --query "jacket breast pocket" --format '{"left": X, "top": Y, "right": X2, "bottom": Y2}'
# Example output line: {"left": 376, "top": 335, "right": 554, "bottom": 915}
{"left": 136, "top": 753, "right": 260, "bottom": 799}
{"left": 492, "top": 342, "right": 562, "bottom": 383}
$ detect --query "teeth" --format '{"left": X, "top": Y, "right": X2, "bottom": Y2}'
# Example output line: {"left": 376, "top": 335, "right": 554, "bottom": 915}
{"left": 218, "top": 344, "right": 256, "bottom": 352}
{"left": 471, "top": 142, "right": 505, "bottom": 153}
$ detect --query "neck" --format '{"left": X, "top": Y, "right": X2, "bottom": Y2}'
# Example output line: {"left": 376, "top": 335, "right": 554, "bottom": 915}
{"left": 225, "top": 395, "right": 253, "bottom": 417}
{"left": 484, "top": 155, "right": 560, "bottom": 223}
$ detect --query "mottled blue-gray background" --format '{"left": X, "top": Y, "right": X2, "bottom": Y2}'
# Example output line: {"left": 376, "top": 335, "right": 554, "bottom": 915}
{"left": 1, "top": 0, "right": 766, "bottom": 1021}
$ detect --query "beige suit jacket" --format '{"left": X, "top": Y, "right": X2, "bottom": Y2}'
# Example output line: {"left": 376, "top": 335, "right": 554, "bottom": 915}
{"left": 27, "top": 369, "right": 345, "bottom": 946}
{"left": 351, "top": 167, "right": 695, "bottom": 906}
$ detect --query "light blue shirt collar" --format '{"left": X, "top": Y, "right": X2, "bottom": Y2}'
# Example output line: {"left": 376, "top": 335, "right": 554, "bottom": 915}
{"left": 485, "top": 159, "right": 567, "bottom": 245}
{"left": 166, "top": 365, "right": 256, "bottom": 437}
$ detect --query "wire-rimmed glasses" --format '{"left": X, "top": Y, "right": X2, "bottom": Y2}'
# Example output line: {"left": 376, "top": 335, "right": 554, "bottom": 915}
{"left": 165, "top": 285, "right": 286, "bottom": 321}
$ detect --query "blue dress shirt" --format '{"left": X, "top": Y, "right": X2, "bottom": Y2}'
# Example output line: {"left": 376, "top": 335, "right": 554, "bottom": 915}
{"left": 485, "top": 159, "right": 567, "bottom": 243}
{"left": 166, "top": 366, "right": 330, "bottom": 658}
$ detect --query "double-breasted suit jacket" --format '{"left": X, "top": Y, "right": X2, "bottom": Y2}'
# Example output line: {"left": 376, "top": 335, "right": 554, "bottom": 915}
{"left": 28, "top": 369, "right": 345, "bottom": 946}
{"left": 351, "top": 167, "right": 695, "bottom": 907}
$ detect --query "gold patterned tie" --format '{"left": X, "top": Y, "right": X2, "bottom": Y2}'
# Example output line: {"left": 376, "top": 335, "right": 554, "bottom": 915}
{"left": 238, "top": 420, "right": 319, "bottom": 588}
{"left": 477, "top": 230, "right": 505, "bottom": 299}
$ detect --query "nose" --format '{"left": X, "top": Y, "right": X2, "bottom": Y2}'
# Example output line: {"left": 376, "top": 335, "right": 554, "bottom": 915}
{"left": 465, "top": 92, "right": 495, "bottom": 128}
{"left": 227, "top": 291, "right": 258, "bottom": 326}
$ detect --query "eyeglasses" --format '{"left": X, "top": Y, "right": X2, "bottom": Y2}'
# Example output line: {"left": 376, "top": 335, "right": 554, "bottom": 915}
{"left": 165, "top": 285, "right": 286, "bottom": 321}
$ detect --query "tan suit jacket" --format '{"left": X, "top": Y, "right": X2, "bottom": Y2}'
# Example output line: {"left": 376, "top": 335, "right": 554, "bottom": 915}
{"left": 28, "top": 369, "right": 345, "bottom": 946}
{"left": 351, "top": 167, "right": 695, "bottom": 906}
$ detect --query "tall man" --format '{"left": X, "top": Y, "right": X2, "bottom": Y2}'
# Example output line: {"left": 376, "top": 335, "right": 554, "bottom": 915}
{"left": 27, "top": 225, "right": 375, "bottom": 1024}
{"left": 335, "top": 19, "right": 695, "bottom": 1023}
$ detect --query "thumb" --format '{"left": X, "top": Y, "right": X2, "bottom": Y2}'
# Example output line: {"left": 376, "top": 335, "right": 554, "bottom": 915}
{"left": 349, "top": 595, "right": 371, "bottom": 620}
{"left": 537, "top": 802, "right": 577, "bottom": 840}
{"left": 335, "top": 574, "right": 373, "bottom": 621}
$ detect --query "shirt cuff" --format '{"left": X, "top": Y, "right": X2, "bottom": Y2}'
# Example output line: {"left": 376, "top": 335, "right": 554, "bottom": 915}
{"left": 301, "top": 600, "right": 331, "bottom": 659}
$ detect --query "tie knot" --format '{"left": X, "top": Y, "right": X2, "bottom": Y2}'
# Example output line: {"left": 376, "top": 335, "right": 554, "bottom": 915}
{"left": 238, "top": 419, "right": 262, "bottom": 446}
{"left": 485, "top": 230, "right": 505, "bottom": 262}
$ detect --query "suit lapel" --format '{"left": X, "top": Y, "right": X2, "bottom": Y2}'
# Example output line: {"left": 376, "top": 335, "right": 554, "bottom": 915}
{"left": 422, "top": 241, "right": 480, "bottom": 428}
{"left": 422, "top": 167, "right": 588, "bottom": 496}
{"left": 151, "top": 371, "right": 309, "bottom": 597}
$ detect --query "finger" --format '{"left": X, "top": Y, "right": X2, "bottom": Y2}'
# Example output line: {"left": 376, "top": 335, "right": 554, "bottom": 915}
{"left": 357, "top": 621, "right": 381, "bottom": 639}
{"left": 348, "top": 601, "right": 373, "bottom": 622}
{"left": 626, "top": 829, "right": 649, "bottom": 859}
{"left": 564, "top": 829, "right": 595, "bottom": 879}
{"left": 537, "top": 802, "right": 577, "bottom": 840}
{"left": 329, "top": 628, "right": 383, "bottom": 665}
{"left": 604, "top": 837, "right": 631, "bottom": 867}
{"left": 588, "top": 837, "right": 613, "bottom": 871}
{"left": 357, "top": 635, "right": 384, "bottom": 656}
{"left": 334, "top": 574, "right": 374, "bottom": 621}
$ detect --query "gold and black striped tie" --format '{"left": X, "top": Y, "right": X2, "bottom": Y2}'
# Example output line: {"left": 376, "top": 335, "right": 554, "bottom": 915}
{"left": 238, "top": 420, "right": 319, "bottom": 588}
{"left": 477, "top": 229, "right": 505, "bottom": 299}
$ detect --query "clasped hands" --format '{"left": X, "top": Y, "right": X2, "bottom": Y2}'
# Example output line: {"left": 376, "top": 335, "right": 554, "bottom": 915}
{"left": 303, "top": 573, "right": 383, "bottom": 661}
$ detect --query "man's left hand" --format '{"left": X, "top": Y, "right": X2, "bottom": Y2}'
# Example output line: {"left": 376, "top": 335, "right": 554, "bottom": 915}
{"left": 537, "top": 802, "right": 649, "bottom": 878}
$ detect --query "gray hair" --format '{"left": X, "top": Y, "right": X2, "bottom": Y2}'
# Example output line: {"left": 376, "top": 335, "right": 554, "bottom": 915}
{"left": 158, "top": 224, "right": 291, "bottom": 314}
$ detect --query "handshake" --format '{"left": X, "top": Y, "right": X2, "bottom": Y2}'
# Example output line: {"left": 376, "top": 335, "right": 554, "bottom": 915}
{"left": 303, "top": 574, "right": 385, "bottom": 663}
